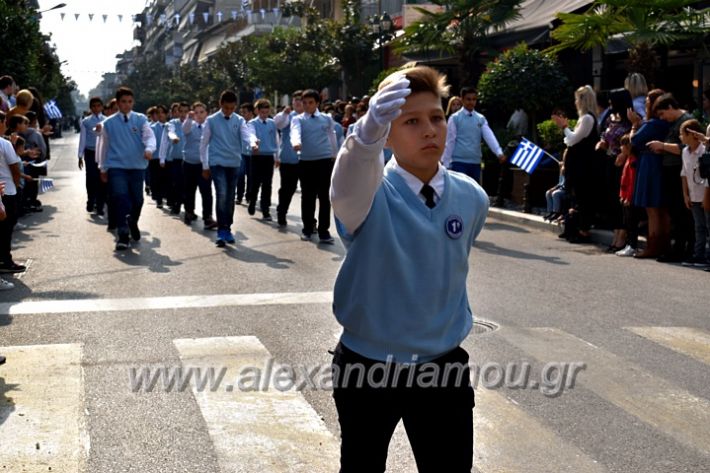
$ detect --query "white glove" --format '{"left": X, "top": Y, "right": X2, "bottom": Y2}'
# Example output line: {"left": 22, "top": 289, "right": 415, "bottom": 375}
{"left": 356, "top": 76, "right": 411, "bottom": 144}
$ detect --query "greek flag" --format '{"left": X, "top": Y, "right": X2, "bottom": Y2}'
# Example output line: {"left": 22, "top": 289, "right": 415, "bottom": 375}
{"left": 510, "top": 138, "right": 544, "bottom": 174}
{"left": 39, "top": 178, "right": 54, "bottom": 194}
{"left": 44, "top": 99, "right": 63, "bottom": 119}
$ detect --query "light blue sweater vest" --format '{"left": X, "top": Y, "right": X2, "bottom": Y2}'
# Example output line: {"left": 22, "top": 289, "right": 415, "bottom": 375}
{"left": 205, "top": 111, "right": 245, "bottom": 168}
{"left": 150, "top": 122, "right": 165, "bottom": 160}
{"left": 250, "top": 117, "right": 278, "bottom": 156}
{"left": 104, "top": 113, "right": 150, "bottom": 170}
{"left": 451, "top": 109, "right": 484, "bottom": 164}
{"left": 82, "top": 114, "right": 104, "bottom": 150}
{"left": 165, "top": 118, "right": 185, "bottom": 162}
{"left": 279, "top": 111, "right": 298, "bottom": 164}
{"left": 183, "top": 122, "right": 203, "bottom": 165}
{"left": 334, "top": 166, "right": 489, "bottom": 362}
{"left": 298, "top": 113, "right": 333, "bottom": 161}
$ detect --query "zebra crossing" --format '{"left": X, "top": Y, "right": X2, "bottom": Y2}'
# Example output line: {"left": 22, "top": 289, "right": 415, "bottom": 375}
{"left": 1, "top": 325, "right": 708, "bottom": 472}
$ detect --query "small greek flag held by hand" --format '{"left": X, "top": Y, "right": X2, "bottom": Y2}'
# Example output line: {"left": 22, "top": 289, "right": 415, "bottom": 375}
{"left": 39, "top": 178, "right": 54, "bottom": 194}
{"left": 510, "top": 138, "right": 545, "bottom": 174}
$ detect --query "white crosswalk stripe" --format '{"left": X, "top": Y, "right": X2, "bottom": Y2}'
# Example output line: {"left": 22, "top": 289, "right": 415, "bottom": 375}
{"left": 625, "top": 326, "right": 710, "bottom": 365}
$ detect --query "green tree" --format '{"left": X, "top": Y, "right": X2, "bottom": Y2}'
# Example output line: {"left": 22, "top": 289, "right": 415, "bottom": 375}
{"left": 394, "top": 0, "right": 523, "bottom": 84}
{"left": 478, "top": 43, "right": 571, "bottom": 138}
{"left": 547, "top": 0, "right": 710, "bottom": 83}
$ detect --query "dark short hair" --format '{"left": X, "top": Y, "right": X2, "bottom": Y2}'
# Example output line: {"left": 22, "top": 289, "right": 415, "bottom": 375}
{"left": 219, "top": 90, "right": 238, "bottom": 104}
{"left": 192, "top": 101, "right": 207, "bottom": 110}
{"left": 115, "top": 86, "right": 134, "bottom": 101}
{"left": 680, "top": 118, "right": 703, "bottom": 135}
{"left": 240, "top": 102, "right": 254, "bottom": 113}
{"left": 155, "top": 104, "right": 168, "bottom": 114}
{"left": 254, "top": 98, "right": 271, "bottom": 109}
{"left": 301, "top": 89, "right": 321, "bottom": 103}
{"left": 25, "top": 111, "right": 37, "bottom": 123}
{"left": 89, "top": 96, "right": 103, "bottom": 107}
{"left": 170, "top": 102, "right": 180, "bottom": 111}
{"left": 460, "top": 86, "right": 478, "bottom": 98}
{"left": 179, "top": 101, "right": 190, "bottom": 109}
{"left": 653, "top": 93, "right": 679, "bottom": 112}
{"left": 13, "top": 135, "right": 25, "bottom": 150}
{"left": 0, "top": 76, "right": 14, "bottom": 90}
{"left": 292, "top": 90, "right": 303, "bottom": 99}
{"left": 8, "top": 114, "right": 28, "bottom": 130}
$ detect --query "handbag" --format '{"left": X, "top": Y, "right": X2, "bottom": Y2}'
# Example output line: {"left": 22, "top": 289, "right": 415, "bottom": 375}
{"left": 699, "top": 152, "right": 710, "bottom": 179}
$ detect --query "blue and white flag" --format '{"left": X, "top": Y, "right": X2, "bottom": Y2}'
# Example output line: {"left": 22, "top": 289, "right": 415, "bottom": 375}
{"left": 44, "top": 99, "right": 63, "bottom": 119}
{"left": 510, "top": 137, "right": 544, "bottom": 174}
{"left": 39, "top": 178, "right": 54, "bottom": 194}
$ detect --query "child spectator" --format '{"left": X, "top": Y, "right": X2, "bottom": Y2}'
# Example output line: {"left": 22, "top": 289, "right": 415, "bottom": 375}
{"left": 679, "top": 119, "right": 708, "bottom": 267}
{"left": 616, "top": 134, "right": 640, "bottom": 256}
{"left": 544, "top": 161, "right": 566, "bottom": 222}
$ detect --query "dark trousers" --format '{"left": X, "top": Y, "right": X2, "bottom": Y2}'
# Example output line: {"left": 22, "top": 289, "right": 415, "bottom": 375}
{"left": 450, "top": 162, "right": 481, "bottom": 183}
{"left": 662, "top": 165, "right": 694, "bottom": 257}
{"left": 148, "top": 159, "right": 167, "bottom": 204}
{"left": 167, "top": 159, "right": 185, "bottom": 211}
{"left": 107, "top": 169, "right": 145, "bottom": 239}
{"left": 0, "top": 195, "right": 18, "bottom": 264}
{"left": 332, "top": 343, "right": 474, "bottom": 473}
{"left": 277, "top": 162, "right": 299, "bottom": 219}
{"left": 84, "top": 149, "right": 106, "bottom": 212}
{"left": 248, "top": 155, "right": 274, "bottom": 214}
{"left": 183, "top": 161, "right": 213, "bottom": 219}
{"left": 211, "top": 165, "right": 238, "bottom": 231}
{"left": 237, "top": 154, "right": 252, "bottom": 202}
{"left": 623, "top": 205, "right": 642, "bottom": 249}
{"left": 299, "top": 159, "right": 334, "bottom": 236}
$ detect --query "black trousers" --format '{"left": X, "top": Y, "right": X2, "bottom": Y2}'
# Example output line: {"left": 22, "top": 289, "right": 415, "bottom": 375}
{"left": 332, "top": 343, "right": 474, "bottom": 473}
{"left": 84, "top": 149, "right": 106, "bottom": 212}
{"left": 148, "top": 159, "right": 167, "bottom": 204}
{"left": 277, "top": 162, "right": 299, "bottom": 219}
{"left": 662, "top": 164, "right": 694, "bottom": 258}
{"left": 247, "top": 155, "right": 274, "bottom": 214}
{"left": 183, "top": 161, "right": 213, "bottom": 219}
{"left": 167, "top": 159, "right": 185, "bottom": 210}
{"left": 299, "top": 159, "right": 334, "bottom": 236}
{"left": 0, "top": 195, "right": 17, "bottom": 264}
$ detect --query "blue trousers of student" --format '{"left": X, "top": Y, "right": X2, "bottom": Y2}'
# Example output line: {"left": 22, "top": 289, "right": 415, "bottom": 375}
{"left": 211, "top": 165, "right": 238, "bottom": 232}
{"left": 167, "top": 159, "right": 185, "bottom": 211}
{"left": 332, "top": 343, "right": 474, "bottom": 473}
{"left": 450, "top": 162, "right": 481, "bottom": 183}
{"left": 236, "top": 154, "right": 252, "bottom": 202}
{"left": 183, "top": 162, "right": 213, "bottom": 219}
{"left": 277, "top": 163, "right": 299, "bottom": 220}
{"left": 84, "top": 149, "right": 106, "bottom": 212}
{"left": 248, "top": 155, "right": 274, "bottom": 214}
{"left": 107, "top": 168, "right": 145, "bottom": 239}
{"left": 299, "top": 159, "right": 334, "bottom": 236}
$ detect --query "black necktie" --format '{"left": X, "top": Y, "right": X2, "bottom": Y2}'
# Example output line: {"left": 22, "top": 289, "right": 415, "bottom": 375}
{"left": 421, "top": 184, "right": 436, "bottom": 209}
{"left": 224, "top": 115, "right": 230, "bottom": 120}
{"left": 124, "top": 114, "right": 128, "bottom": 123}
{"left": 198, "top": 124, "right": 202, "bottom": 129}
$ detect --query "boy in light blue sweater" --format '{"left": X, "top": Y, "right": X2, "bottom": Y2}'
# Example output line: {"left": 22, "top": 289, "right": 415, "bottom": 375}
{"left": 330, "top": 65, "right": 488, "bottom": 472}
{"left": 248, "top": 99, "right": 278, "bottom": 220}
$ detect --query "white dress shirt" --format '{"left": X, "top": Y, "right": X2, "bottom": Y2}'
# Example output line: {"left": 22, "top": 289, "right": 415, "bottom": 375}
{"left": 563, "top": 114, "right": 595, "bottom": 147}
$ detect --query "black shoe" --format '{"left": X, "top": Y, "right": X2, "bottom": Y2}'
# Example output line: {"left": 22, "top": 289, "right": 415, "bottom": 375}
{"left": 115, "top": 236, "right": 130, "bottom": 251}
{"left": 319, "top": 233, "right": 335, "bottom": 244}
{"left": 95, "top": 210, "right": 105, "bottom": 218}
{"left": 568, "top": 233, "right": 591, "bottom": 244}
{"left": 605, "top": 245, "right": 623, "bottom": 254}
{"left": 0, "top": 355, "right": 5, "bottom": 365}
{"left": 236, "top": 199, "right": 243, "bottom": 205}
{"left": 656, "top": 254, "right": 683, "bottom": 263}
{"left": 86, "top": 202, "right": 95, "bottom": 213}
{"left": 277, "top": 214, "right": 287, "bottom": 227}
{"left": 170, "top": 207, "right": 180, "bottom": 215}
{"left": 248, "top": 201, "right": 256, "bottom": 216}
{"left": 145, "top": 186, "right": 151, "bottom": 196}
{"left": 184, "top": 212, "right": 197, "bottom": 224}
{"left": 203, "top": 218, "right": 218, "bottom": 230}
{"left": 156, "top": 202, "right": 164, "bottom": 209}
{"left": 216, "top": 239, "right": 226, "bottom": 248}
{"left": 262, "top": 213, "right": 273, "bottom": 221}
{"left": 129, "top": 221, "right": 141, "bottom": 242}
{"left": 0, "top": 261, "right": 26, "bottom": 273}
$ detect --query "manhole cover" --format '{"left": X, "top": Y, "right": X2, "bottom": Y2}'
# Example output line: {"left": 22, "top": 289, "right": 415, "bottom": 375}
{"left": 472, "top": 320, "right": 498, "bottom": 334}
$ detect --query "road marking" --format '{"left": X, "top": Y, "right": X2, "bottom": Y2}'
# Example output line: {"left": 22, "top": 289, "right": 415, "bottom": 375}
{"left": 474, "top": 388, "right": 606, "bottom": 473}
{"left": 0, "top": 291, "right": 333, "bottom": 316}
{"left": 173, "top": 336, "right": 340, "bottom": 473}
{"left": 498, "top": 327, "right": 710, "bottom": 456}
{"left": 0, "top": 343, "right": 88, "bottom": 472}
{"left": 626, "top": 326, "right": 710, "bottom": 365}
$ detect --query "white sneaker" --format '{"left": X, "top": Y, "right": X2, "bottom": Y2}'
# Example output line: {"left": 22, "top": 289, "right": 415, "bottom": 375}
{"left": 14, "top": 222, "right": 27, "bottom": 230}
{"left": 615, "top": 245, "right": 636, "bottom": 257}
{"left": 0, "top": 278, "right": 14, "bottom": 290}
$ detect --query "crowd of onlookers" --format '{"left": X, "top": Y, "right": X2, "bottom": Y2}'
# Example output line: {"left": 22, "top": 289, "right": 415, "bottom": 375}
{"left": 544, "top": 73, "right": 710, "bottom": 270}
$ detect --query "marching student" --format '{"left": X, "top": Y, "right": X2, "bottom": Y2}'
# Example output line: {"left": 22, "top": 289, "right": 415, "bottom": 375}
{"left": 78, "top": 97, "right": 106, "bottom": 215}
{"left": 149, "top": 105, "right": 168, "bottom": 209}
{"left": 182, "top": 102, "right": 217, "bottom": 229}
{"left": 237, "top": 102, "right": 255, "bottom": 205}
{"left": 199, "top": 90, "right": 258, "bottom": 247}
{"left": 248, "top": 99, "right": 278, "bottom": 220}
{"left": 290, "top": 89, "right": 338, "bottom": 243}
{"left": 442, "top": 86, "right": 505, "bottom": 183}
{"left": 96, "top": 87, "right": 156, "bottom": 251}
{"left": 330, "top": 64, "right": 487, "bottom": 472}
{"left": 160, "top": 101, "right": 189, "bottom": 215}
{"left": 274, "top": 90, "right": 303, "bottom": 227}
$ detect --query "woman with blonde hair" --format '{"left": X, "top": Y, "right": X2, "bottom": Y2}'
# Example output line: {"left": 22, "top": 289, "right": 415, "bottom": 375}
{"left": 446, "top": 95, "right": 463, "bottom": 119}
{"left": 625, "top": 72, "right": 648, "bottom": 119}
{"left": 552, "top": 85, "right": 599, "bottom": 243}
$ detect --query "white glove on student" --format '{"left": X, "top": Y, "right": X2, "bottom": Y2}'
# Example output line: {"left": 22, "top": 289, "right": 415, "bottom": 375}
{"left": 356, "top": 75, "right": 411, "bottom": 144}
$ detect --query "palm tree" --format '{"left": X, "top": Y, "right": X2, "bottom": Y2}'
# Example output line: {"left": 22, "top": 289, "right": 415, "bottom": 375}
{"left": 547, "top": 0, "right": 710, "bottom": 83}
{"left": 394, "top": 0, "right": 523, "bottom": 85}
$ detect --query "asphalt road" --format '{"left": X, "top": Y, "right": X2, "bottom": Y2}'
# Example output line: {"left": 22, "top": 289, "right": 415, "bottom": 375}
{"left": 0, "top": 133, "right": 708, "bottom": 472}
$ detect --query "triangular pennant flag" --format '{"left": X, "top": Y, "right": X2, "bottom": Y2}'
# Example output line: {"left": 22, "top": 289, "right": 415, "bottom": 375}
{"left": 216, "top": 11, "right": 223, "bottom": 22}
{"left": 118, "top": 14, "right": 123, "bottom": 22}
{"left": 159, "top": 14, "right": 166, "bottom": 25}
{"left": 202, "top": 12, "right": 209, "bottom": 23}
{"left": 102, "top": 14, "right": 108, "bottom": 23}
{"left": 146, "top": 14, "right": 153, "bottom": 25}
{"left": 88, "top": 13, "right": 94, "bottom": 21}
{"left": 189, "top": 12, "right": 195, "bottom": 24}
{"left": 74, "top": 13, "right": 80, "bottom": 20}
{"left": 231, "top": 10, "right": 238, "bottom": 20}
{"left": 260, "top": 8, "right": 265, "bottom": 19}
{"left": 60, "top": 12, "right": 65, "bottom": 20}
{"left": 174, "top": 13, "right": 181, "bottom": 26}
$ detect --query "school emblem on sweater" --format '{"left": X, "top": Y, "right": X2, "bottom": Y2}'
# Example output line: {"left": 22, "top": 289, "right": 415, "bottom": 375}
{"left": 445, "top": 215, "right": 464, "bottom": 239}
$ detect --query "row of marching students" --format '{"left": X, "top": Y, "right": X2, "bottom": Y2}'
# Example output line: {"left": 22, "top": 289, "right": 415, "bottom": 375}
{"left": 78, "top": 87, "right": 343, "bottom": 251}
